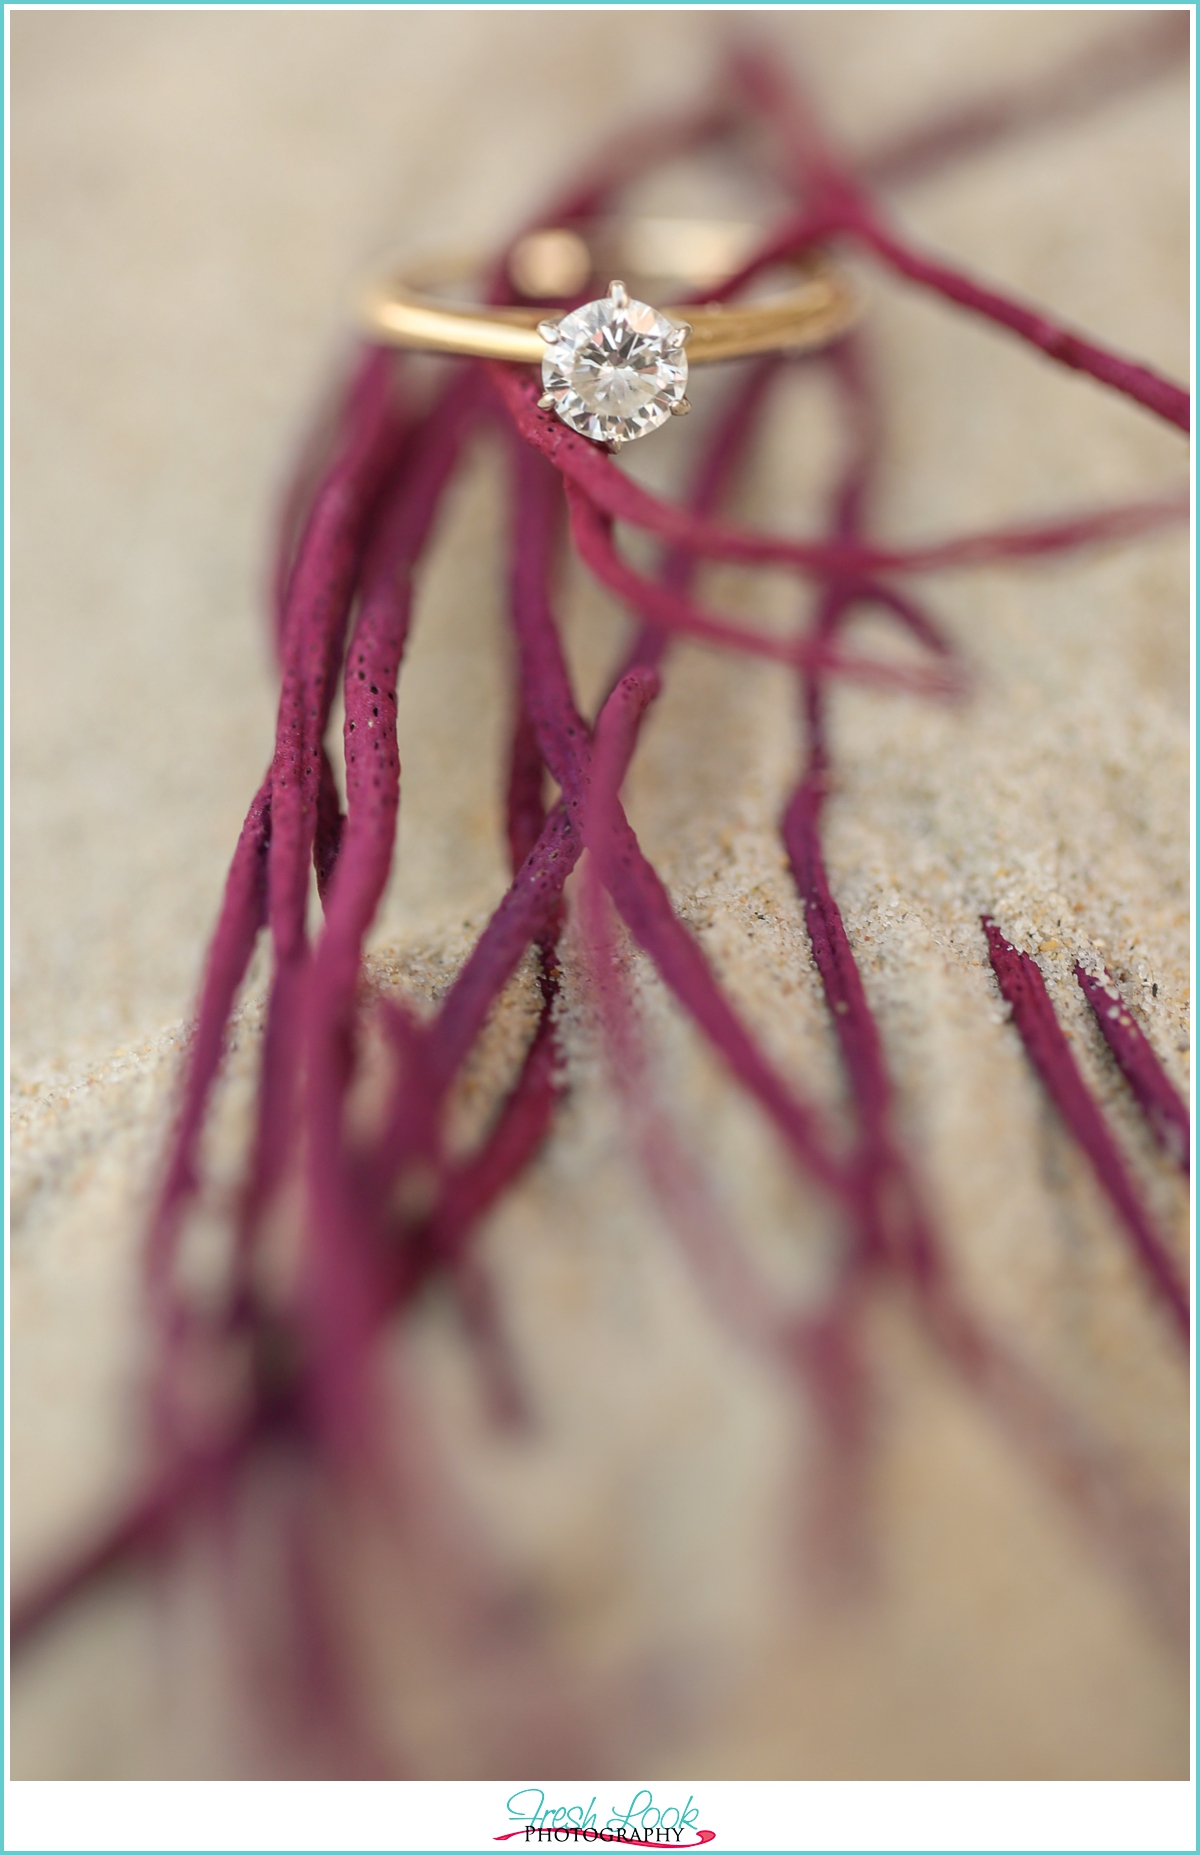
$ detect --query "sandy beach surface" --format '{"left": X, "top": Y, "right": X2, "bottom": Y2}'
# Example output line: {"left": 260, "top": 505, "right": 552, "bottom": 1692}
{"left": 10, "top": 10, "right": 1189, "bottom": 1780}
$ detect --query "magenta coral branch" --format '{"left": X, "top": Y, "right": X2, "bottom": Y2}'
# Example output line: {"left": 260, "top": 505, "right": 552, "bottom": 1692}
{"left": 505, "top": 703, "right": 552, "bottom": 873}
{"left": 589, "top": 782, "right": 850, "bottom": 1203}
{"left": 10, "top": 1421, "right": 254, "bottom": 1651}
{"left": 982, "top": 919, "right": 1189, "bottom": 1342}
{"left": 148, "top": 360, "right": 407, "bottom": 1301}
{"left": 425, "top": 1000, "right": 564, "bottom": 1274}
{"left": 323, "top": 369, "right": 484, "bottom": 961}
{"left": 243, "top": 351, "right": 409, "bottom": 1237}
{"left": 896, "top": 495, "right": 1189, "bottom": 570}
{"left": 508, "top": 443, "right": 593, "bottom": 786}
{"left": 498, "top": 427, "right": 854, "bottom": 1210}
{"left": 268, "top": 352, "right": 404, "bottom": 963}
{"left": 580, "top": 696, "right": 779, "bottom": 1348}
{"left": 503, "top": 439, "right": 852, "bottom": 1204}
{"left": 778, "top": 340, "right": 947, "bottom": 1281}
{"left": 730, "top": 45, "right": 1190, "bottom": 433}
{"left": 565, "top": 481, "right": 962, "bottom": 697}
{"left": 783, "top": 775, "right": 893, "bottom": 1149}
{"left": 761, "top": 335, "right": 1188, "bottom": 1628}
{"left": 364, "top": 820, "right": 576, "bottom": 1219}
{"left": 1076, "top": 966, "right": 1190, "bottom": 1178}
{"left": 365, "top": 447, "right": 587, "bottom": 1169}
{"left": 493, "top": 365, "right": 1186, "bottom": 579}
{"left": 367, "top": 998, "right": 564, "bottom": 1412}
{"left": 147, "top": 776, "right": 271, "bottom": 1294}
{"left": 858, "top": 220, "right": 1190, "bottom": 433}
{"left": 301, "top": 371, "right": 485, "bottom": 1448}
{"left": 272, "top": 349, "right": 408, "bottom": 653}
{"left": 428, "top": 804, "right": 582, "bottom": 1091}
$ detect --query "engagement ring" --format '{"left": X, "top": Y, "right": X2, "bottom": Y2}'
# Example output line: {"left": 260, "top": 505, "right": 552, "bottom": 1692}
{"left": 361, "top": 220, "right": 859, "bottom": 451}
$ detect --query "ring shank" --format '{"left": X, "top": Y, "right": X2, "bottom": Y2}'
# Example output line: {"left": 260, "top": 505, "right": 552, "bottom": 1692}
{"left": 361, "top": 226, "right": 859, "bottom": 364}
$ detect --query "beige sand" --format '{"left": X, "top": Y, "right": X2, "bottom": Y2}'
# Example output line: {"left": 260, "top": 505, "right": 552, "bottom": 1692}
{"left": 10, "top": 11, "right": 1189, "bottom": 1778}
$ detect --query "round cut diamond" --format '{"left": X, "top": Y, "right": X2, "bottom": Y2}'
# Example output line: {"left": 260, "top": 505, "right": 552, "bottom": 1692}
{"left": 541, "top": 291, "right": 688, "bottom": 445}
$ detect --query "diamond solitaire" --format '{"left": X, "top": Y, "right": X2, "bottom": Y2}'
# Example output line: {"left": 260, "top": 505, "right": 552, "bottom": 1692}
{"left": 537, "top": 280, "right": 691, "bottom": 450}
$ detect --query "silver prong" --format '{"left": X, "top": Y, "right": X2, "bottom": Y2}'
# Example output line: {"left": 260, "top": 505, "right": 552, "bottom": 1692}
{"left": 670, "top": 397, "right": 691, "bottom": 417}
{"left": 537, "top": 319, "right": 560, "bottom": 343}
{"left": 605, "top": 436, "right": 625, "bottom": 454}
{"left": 668, "top": 322, "right": 692, "bottom": 348}
{"left": 607, "top": 279, "right": 629, "bottom": 309}
{"left": 537, "top": 391, "right": 555, "bottom": 410}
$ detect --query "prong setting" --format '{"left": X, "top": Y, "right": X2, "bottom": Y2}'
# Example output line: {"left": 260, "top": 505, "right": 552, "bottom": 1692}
{"left": 668, "top": 322, "right": 692, "bottom": 349}
{"left": 539, "top": 286, "right": 689, "bottom": 447}
{"left": 669, "top": 397, "right": 691, "bottom": 417}
{"left": 536, "top": 319, "right": 560, "bottom": 343}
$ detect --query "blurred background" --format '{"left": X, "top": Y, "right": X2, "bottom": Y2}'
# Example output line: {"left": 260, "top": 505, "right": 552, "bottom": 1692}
{"left": 10, "top": 9, "right": 1189, "bottom": 1779}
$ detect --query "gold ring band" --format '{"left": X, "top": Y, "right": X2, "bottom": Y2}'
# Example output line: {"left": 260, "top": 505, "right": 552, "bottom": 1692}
{"left": 361, "top": 221, "right": 859, "bottom": 449}
{"left": 360, "top": 220, "right": 859, "bottom": 366}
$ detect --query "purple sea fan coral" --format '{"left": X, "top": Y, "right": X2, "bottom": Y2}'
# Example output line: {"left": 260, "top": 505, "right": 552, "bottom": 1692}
{"left": 12, "top": 14, "right": 1190, "bottom": 1780}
